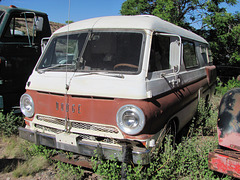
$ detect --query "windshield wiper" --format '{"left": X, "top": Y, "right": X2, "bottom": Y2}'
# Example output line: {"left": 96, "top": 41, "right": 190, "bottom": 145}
{"left": 37, "top": 64, "right": 75, "bottom": 74}
{"left": 74, "top": 72, "right": 124, "bottom": 79}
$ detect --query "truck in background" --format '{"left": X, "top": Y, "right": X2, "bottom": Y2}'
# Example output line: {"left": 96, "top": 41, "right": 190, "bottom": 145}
{"left": 208, "top": 88, "right": 240, "bottom": 179}
{"left": 0, "top": 5, "right": 51, "bottom": 111}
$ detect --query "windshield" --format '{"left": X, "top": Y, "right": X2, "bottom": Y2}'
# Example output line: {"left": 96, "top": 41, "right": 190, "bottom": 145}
{"left": 37, "top": 31, "right": 143, "bottom": 74}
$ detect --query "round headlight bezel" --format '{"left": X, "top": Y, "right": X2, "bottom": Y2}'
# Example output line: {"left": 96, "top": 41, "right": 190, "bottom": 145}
{"left": 116, "top": 104, "right": 145, "bottom": 135}
{"left": 20, "top": 94, "right": 35, "bottom": 117}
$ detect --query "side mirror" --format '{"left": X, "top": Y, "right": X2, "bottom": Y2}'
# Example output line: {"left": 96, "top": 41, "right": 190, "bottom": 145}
{"left": 35, "top": 16, "right": 44, "bottom": 31}
{"left": 169, "top": 36, "right": 181, "bottom": 73}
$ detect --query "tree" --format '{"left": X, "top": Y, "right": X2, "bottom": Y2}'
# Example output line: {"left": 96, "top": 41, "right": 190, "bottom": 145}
{"left": 203, "top": 2, "right": 240, "bottom": 65}
{"left": 120, "top": 0, "right": 204, "bottom": 29}
{"left": 65, "top": 20, "right": 74, "bottom": 24}
{"left": 120, "top": 0, "right": 240, "bottom": 65}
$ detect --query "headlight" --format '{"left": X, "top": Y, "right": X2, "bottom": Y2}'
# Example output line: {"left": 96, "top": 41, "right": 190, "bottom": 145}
{"left": 20, "top": 94, "right": 35, "bottom": 117}
{"left": 116, "top": 105, "right": 145, "bottom": 135}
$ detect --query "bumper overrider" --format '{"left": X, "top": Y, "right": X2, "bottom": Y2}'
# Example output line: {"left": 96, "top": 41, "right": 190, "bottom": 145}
{"left": 18, "top": 127, "right": 150, "bottom": 164}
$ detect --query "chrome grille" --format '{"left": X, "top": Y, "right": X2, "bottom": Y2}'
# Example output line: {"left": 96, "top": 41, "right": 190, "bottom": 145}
{"left": 35, "top": 124, "right": 64, "bottom": 134}
{"left": 36, "top": 115, "right": 119, "bottom": 134}
{"left": 71, "top": 122, "right": 119, "bottom": 134}
{"left": 37, "top": 115, "right": 65, "bottom": 126}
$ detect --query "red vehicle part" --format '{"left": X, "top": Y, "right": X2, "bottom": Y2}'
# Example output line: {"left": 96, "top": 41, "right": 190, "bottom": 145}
{"left": 208, "top": 88, "right": 240, "bottom": 179}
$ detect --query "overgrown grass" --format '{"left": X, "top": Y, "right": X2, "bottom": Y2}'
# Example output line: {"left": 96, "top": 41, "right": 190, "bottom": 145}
{"left": 21, "top": 144, "right": 84, "bottom": 179}
{"left": 12, "top": 155, "right": 49, "bottom": 178}
{"left": 1, "top": 139, "right": 85, "bottom": 179}
{"left": 1, "top": 136, "right": 28, "bottom": 159}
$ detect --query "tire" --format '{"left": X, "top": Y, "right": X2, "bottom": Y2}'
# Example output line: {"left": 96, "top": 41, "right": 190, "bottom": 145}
{"left": 152, "top": 120, "right": 177, "bottom": 155}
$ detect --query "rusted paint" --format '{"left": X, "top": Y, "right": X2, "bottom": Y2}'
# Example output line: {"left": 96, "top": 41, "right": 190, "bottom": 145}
{"left": 50, "top": 153, "right": 93, "bottom": 169}
{"left": 217, "top": 88, "right": 240, "bottom": 151}
{"left": 208, "top": 149, "right": 240, "bottom": 179}
{"left": 205, "top": 66, "right": 217, "bottom": 86}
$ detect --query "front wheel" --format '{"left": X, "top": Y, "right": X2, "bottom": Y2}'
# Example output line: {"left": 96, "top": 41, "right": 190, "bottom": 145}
{"left": 152, "top": 120, "right": 177, "bottom": 155}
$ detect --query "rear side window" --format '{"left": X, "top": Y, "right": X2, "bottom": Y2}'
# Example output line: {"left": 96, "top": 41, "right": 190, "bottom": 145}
{"left": 208, "top": 49, "right": 213, "bottom": 63}
{"left": 200, "top": 45, "right": 208, "bottom": 64}
{"left": 183, "top": 41, "right": 198, "bottom": 68}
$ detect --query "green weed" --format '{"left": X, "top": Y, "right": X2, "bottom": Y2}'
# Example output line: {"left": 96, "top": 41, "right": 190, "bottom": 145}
{"left": 23, "top": 144, "right": 57, "bottom": 160}
{"left": 216, "top": 77, "right": 240, "bottom": 95}
{"left": 92, "top": 155, "right": 121, "bottom": 180}
{"left": 0, "top": 112, "right": 24, "bottom": 137}
{"left": 54, "top": 161, "right": 84, "bottom": 180}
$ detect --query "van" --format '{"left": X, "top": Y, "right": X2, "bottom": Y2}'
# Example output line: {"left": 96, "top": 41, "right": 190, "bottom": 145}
{"left": 0, "top": 5, "right": 51, "bottom": 111}
{"left": 19, "top": 15, "right": 216, "bottom": 165}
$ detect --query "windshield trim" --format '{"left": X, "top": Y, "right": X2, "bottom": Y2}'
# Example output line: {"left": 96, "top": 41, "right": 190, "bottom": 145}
{"left": 0, "top": 10, "right": 5, "bottom": 24}
{"left": 36, "top": 29, "right": 146, "bottom": 75}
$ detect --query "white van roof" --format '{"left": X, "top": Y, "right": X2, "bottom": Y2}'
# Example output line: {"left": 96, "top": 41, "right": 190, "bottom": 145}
{"left": 54, "top": 15, "right": 208, "bottom": 44}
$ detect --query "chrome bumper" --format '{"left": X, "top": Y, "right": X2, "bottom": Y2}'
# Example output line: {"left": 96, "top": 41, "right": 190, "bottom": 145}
{"left": 18, "top": 127, "right": 150, "bottom": 164}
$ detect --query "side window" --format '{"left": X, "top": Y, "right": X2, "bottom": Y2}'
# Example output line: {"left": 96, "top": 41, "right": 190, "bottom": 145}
{"left": 183, "top": 41, "right": 198, "bottom": 68}
{"left": 200, "top": 45, "right": 208, "bottom": 64}
{"left": 55, "top": 37, "right": 78, "bottom": 64}
{"left": 149, "top": 35, "right": 170, "bottom": 72}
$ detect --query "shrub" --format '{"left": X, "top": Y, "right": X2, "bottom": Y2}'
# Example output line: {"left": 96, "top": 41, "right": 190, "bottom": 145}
{"left": 54, "top": 161, "right": 84, "bottom": 180}
{"left": 216, "top": 77, "right": 240, "bottom": 96}
{"left": 0, "top": 112, "right": 24, "bottom": 137}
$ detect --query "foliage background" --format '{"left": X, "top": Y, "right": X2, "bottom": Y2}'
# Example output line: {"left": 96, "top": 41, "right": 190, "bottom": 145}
{"left": 120, "top": 0, "right": 240, "bottom": 66}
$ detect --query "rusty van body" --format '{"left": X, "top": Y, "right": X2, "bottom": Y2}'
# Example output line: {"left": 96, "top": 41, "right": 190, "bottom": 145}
{"left": 18, "top": 15, "right": 216, "bottom": 164}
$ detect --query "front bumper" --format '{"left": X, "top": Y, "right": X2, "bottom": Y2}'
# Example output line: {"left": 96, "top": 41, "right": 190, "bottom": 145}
{"left": 18, "top": 127, "right": 150, "bottom": 164}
